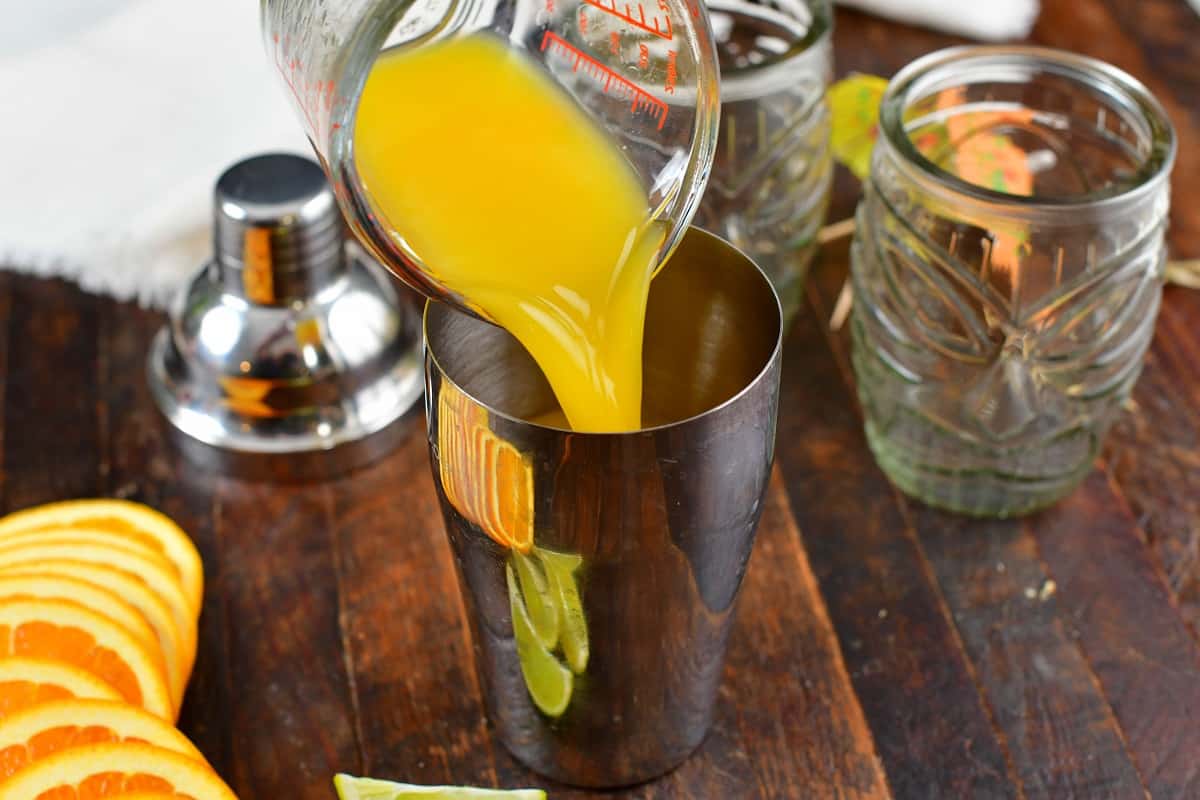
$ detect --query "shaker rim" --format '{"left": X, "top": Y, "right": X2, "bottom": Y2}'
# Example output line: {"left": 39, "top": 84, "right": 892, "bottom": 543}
{"left": 423, "top": 228, "right": 784, "bottom": 438}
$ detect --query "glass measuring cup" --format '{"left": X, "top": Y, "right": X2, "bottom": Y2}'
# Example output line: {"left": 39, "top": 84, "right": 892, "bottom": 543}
{"left": 260, "top": 0, "right": 721, "bottom": 316}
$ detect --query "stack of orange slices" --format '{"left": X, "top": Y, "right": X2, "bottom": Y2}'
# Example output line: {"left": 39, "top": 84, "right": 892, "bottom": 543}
{"left": 0, "top": 499, "right": 237, "bottom": 798}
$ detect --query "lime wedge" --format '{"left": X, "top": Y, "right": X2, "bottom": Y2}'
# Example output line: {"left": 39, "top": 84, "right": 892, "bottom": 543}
{"left": 536, "top": 549, "right": 582, "bottom": 574}
{"left": 512, "top": 550, "right": 559, "bottom": 649}
{"left": 507, "top": 564, "right": 573, "bottom": 716}
{"left": 537, "top": 550, "right": 589, "bottom": 675}
{"left": 334, "top": 774, "right": 545, "bottom": 799}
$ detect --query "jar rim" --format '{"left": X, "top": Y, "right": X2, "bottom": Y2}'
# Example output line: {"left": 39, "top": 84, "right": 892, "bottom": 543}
{"left": 705, "top": 0, "right": 832, "bottom": 103}
{"left": 709, "top": 0, "right": 831, "bottom": 69}
{"left": 877, "top": 45, "right": 1177, "bottom": 219}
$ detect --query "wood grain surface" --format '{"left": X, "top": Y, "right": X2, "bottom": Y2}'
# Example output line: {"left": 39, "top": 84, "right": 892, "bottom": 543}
{"left": 1, "top": 1, "right": 1198, "bottom": 797}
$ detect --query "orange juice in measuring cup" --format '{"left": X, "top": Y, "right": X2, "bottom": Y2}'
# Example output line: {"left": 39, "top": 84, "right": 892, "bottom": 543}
{"left": 262, "top": 0, "right": 720, "bottom": 432}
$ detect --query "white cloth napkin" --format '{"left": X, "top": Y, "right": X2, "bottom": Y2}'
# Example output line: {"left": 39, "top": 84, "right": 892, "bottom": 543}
{"left": 836, "top": 0, "right": 1041, "bottom": 40}
{"left": 0, "top": 0, "right": 308, "bottom": 309}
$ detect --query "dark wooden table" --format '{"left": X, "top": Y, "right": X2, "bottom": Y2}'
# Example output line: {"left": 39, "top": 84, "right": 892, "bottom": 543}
{"left": 2, "top": 1, "right": 1199, "bottom": 797}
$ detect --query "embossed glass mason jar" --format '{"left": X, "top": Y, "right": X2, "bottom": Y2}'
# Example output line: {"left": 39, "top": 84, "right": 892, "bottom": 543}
{"left": 694, "top": 0, "right": 832, "bottom": 326}
{"left": 850, "top": 47, "right": 1176, "bottom": 517}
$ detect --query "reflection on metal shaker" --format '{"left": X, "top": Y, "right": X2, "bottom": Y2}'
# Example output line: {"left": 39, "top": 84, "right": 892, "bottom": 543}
{"left": 424, "top": 228, "right": 783, "bottom": 787}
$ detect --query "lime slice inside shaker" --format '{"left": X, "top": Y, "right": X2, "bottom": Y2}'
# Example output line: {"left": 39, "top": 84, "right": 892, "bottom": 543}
{"left": 512, "top": 549, "right": 559, "bottom": 649}
{"left": 507, "top": 563, "right": 573, "bottom": 717}
{"left": 537, "top": 549, "right": 589, "bottom": 675}
{"left": 334, "top": 774, "right": 545, "bottom": 799}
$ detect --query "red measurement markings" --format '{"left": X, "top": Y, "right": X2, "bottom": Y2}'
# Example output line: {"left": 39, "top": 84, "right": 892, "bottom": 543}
{"left": 683, "top": 0, "right": 702, "bottom": 19}
{"left": 272, "top": 35, "right": 337, "bottom": 137}
{"left": 582, "top": 0, "right": 673, "bottom": 39}
{"left": 540, "top": 32, "right": 668, "bottom": 130}
{"left": 610, "top": 31, "right": 621, "bottom": 54}
{"left": 638, "top": 43, "right": 650, "bottom": 69}
{"left": 664, "top": 49, "right": 678, "bottom": 94}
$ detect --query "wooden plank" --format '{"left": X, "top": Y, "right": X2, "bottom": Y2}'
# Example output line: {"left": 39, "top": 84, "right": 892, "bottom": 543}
{"left": 1103, "top": 299, "right": 1200, "bottom": 635}
{"left": 0, "top": 276, "right": 102, "bottom": 511}
{"left": 329, "top": 418, "right": 509, "bottom": 789}
{"left": 94, "top": 299, "right": 234, "bottom": 775}
{"left": 1032, "top": 474, "right": 1200, "bottom": 799}
{"left": 775, "top": 257, "right": 1020, "bottom": 800}
{"left": 710, "top": 472, "right": 889, "bottom": 799}
{"left": 907, "top": 509, "right": 1148, "bottom": 800}
{"left": 216, "top": 480, "right": 361, "bottom": 797}
{"left": 806, "top": 241, "right": 1150, "bottom": 799}
{"left": 657, "top": 713, "right": 754, "bottom": 799}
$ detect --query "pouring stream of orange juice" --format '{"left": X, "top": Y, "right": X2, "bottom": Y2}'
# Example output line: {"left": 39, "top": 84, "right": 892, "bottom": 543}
{"left": 354, "top": 34, "right": 661, "bottom": 432}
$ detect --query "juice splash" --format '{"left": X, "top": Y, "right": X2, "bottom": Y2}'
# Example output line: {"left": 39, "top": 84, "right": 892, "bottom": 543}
{"left": 354, "top": 34, "right": 660, "bottom": 432}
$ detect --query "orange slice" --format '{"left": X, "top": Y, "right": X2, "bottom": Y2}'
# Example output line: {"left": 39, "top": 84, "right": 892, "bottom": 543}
{"left": 0, "top": 542, "right": 192, "bottom": 657}
{"left": 0, "top": 575, "right": 158, "bottom": 661}
{"left": 0, "top": 563, "right": 192, "bottom": 709}
{"left": 0, "top": 699, "right": 204, "bottom": 781}
{"left": 0, "top": 501, "right": 203, "bottom": 616}
{"left": 492, "top": 439, "right": 534, "bottom": 553}
{"left": 437, "top": 383, "right": 534, "bottom": 553}
{"left": 0, "top": 742, "right": 236, "bottom": 799}
{"left": 0, "top": 531, "right": 180, "bottom": 592}
{"left": 0, "top": 658, "right": 122, "bottom": 720}
{"left": 0, "top": 575, "right": 179, "bottom": 712}
{"left": 0, "top": 599, "right": 171, "bottom": 721}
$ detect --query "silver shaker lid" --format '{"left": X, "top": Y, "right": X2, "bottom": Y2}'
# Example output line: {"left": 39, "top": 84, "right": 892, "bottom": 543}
{"left": 147, "top": 152, "right": 423, "bottom": 480}
{"left": 213, "top": 153, "right": 346, "bottom": 304}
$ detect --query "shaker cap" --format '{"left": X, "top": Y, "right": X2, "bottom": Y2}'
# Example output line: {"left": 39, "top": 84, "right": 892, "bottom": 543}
{"left": 213, "top": 153, "right": 344, "bottom": 302}
{"left": 149, "top": 151, "right": 423, "bottom": 478}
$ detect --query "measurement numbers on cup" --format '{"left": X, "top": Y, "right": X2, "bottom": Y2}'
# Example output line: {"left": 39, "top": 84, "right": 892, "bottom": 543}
{"left": 540, "top": 31, "right": 670, "bottom": 129}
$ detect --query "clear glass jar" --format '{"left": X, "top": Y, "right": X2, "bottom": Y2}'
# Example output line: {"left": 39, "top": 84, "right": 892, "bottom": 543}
{"left": 694, "top": 0, "right": 833, "bottom": 326}
{"left": 850, "top": 46, "right": 1176, "bottom": 517}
